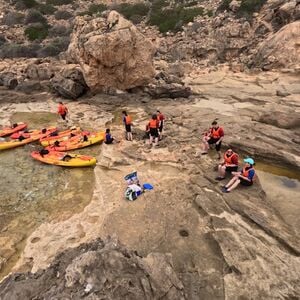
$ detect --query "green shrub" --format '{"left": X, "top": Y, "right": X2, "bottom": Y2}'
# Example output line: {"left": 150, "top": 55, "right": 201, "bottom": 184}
{"left": 54, "top": 10, "right": 73, "bottom": 20}
{"left": 25, "top": 23, "right": 49, "bottom": 41}
{"left": 2, "top": 12, "right": 25, "bottom": 26}
{"left": 49, "top": 24, "right": 71, "bottom": 37}
{"left": 38, "top": 4, "right": 56, "bottom": 15}
{"left": 25, "top": 9, "right": 47, "bottom": 24}
{"left": 150, "top": 0, "right": 169, "bottom": 11}
{"left": 15, "top": 0, "right": 39, "bottom": 9}
{"left": 46, "top": 0, "right": 74, "bottom": 5}
{"left": 0, "top": 35, "right": 6, "bottom": 47}
{"left": 114, "top": 3, "right": 150, "bottom": 23}
{"left": 217, "top": 0, "right": 231, "bottom": 12}
{"left": 237, "top": 0, "right": 267, "bottom": 18}
{"left": 88, "top": 3, "right": 107, "bottom": 15}
{"left": 149, "top": 6, "right": 204, "bottom": 33}
{"left": 0, "top": 43, "right": 40, "bottom": 58}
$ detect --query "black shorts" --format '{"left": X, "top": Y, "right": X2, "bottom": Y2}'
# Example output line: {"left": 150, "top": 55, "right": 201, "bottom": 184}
{"left": 208, "top": 137, "right": 222, "bottom": 151}
{"left": 60, "top": 113, "right": 67, "bottom": 120}
{"left": 225, "top": 166, "right": 238, "bottom": 173}
{"left": 105, "top": 138, "right": 114, "bottom": 144}
{"left": 125, "top": 124, "right": 131, "bottom": 133}
{"left": 150, "top": 128, "right": 159, "bottom": 137}
{"left": 159, "top": 122, "right": 163, "bottom": 133}
{"left": 240, "top": 178, "right": 253, "bottom": 186}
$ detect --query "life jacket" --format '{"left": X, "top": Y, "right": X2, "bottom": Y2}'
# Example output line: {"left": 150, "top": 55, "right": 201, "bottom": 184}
{"left": 211, "top": 127, "right": 223, "bottom": 139}
{"left": 58, "top": 104, "right": 67, "bottom": 115}
{"left": 149, "top": 119, "right": 159, "bottom": 129}
{"left": 224, "top": 151, "right": 238, "bottom": 165}
{"left": 125, "top": 115, "right": 132, "bottom": 125}
{"left": 242, "top": 167, "right": 256, "bottom": 181}
{"left": 158, "top": 113, "right": 165, "bottom": 121}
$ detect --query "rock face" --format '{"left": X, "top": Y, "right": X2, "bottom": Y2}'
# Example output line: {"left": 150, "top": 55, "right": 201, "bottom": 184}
{"left": 68, "top": 11, "right": 156, "bottom": 93}
{"left": 145, "top": 83, "right": 192, "bottom": 99}
{"left": 254, "top": 21, "right": 300, "bottom": 69}
{"left": 50, "top": 65, "right": 88, "bottom": 99}
{"left": 0, "top": 237, "right": 184, "bottom": 300}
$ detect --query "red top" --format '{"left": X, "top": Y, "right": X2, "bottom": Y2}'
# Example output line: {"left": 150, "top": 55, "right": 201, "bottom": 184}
{"left": 210, "top": 126, "right": 224, "bottom": 139}
{"left": 58, "top": 104, "right": 68, "bottom": 115}
{"left": 158, "top": 113, "right": 165, "bottom": 121}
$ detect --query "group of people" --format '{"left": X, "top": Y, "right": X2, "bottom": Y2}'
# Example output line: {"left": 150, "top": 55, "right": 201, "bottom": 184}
{"left": 57, "top": 102, "right": 255, "bottom": 194}
{"left": 122, "top": 110, "right": 165, "bottom": 146}
{"left": 200, "top": 120, "right": 256, "bottom": 193}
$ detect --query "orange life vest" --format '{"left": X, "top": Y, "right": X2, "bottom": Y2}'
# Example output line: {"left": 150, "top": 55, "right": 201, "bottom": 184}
{"left": 125, "top": 115, "right": 132, "bottom": 125}
{"left": 149, "top": 119, "right": 159, "bottom": 129}
{"left": 224, "top": 151, "right": 238, "bottom": 165}
{"left": 211, "top": 127, "right": 222, "bottom": 139}
{"left": 58, "top": 104, "right": 67, "bottom": 115}
{"left": 242, "top": 167, "right": 256, "bottom": 181}
{"left": 158, "top": 113, "right": 165, "bottom": 121}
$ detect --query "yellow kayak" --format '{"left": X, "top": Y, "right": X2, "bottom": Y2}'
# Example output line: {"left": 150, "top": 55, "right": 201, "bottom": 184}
{"left": 46, "top": 131, "right": 105, "bottom": 151}
{"left": 0, "top": 137, "right": 35, "bottom": 150}
{"left": 31, "top": 151, "right": 96, "bottom": 167}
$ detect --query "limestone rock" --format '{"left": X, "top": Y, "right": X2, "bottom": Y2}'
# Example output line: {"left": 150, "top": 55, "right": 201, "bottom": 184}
{"left": 254, "top": 21, "right": 300, "bottom": 69}
{"left": 67, "top": 11, "right": 156, "bottom": 92}
{"left": 145, "top": 83, "right": 192, "bottom": 99}
{"left": 50, "top": 65, "right": 88, "bottom": 99}
{"left": 0, "top": 237, "right": 185, "bottom": 300}
{"left": 255, "top": 111, "right": 300, "bottom": 129}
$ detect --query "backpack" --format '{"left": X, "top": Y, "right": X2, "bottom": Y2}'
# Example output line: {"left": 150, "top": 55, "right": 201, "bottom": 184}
{"left": 125, "top": 187, "right": 137, "bottom": 201}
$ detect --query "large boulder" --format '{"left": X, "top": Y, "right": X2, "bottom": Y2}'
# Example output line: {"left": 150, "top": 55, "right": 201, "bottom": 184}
{"left": 0, "top": 237, "right": 185, "bottom": 299}
{"left": 67, "top": 11, "right": 156, "bottom": 93}
{"left": 50, "top": 65, "right": 88, "bottom": 99}
{"left": 254, "top": 21, "right": 300, "bottom": 69}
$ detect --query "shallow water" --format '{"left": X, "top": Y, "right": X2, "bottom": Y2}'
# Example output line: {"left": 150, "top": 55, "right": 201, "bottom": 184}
{"left": 0, "top": 112, "right": 97, "bottom": 278}
{"left": 256, "top": 163, "right": 300, "bottom": 234}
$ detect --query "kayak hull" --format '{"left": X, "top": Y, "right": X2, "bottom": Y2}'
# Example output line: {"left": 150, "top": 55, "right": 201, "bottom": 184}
{"left": 40, "top": 127, "right": 81, "bottom": 146}
{"left": 31, "top": 151, "right": 97, "bottom": 167}
{"left": 46, "top": 132, "right": 105, "bottom": 151}
{"left": 0, "top": 123, "right": 27, "bottom": 137}
{"left": 11, "top": 127, "right": 57, "bottom": 139}
{"left": 0, "top": 127, "right": 57, "bottom": 150}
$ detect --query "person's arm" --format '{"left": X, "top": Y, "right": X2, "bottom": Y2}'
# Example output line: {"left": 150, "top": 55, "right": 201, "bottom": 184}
{"left": 238, "top": 169, "right": 254, "bottom": 182}
{"left": 227, "top": 155, "right": 238, "bottom": 167}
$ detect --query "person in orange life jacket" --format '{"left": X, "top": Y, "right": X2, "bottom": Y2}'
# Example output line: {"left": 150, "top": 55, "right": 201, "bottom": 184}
{"left": 157, "top": 109, "right": 165, "bottom": 139}
{"left": 216, "top": 149, "right": 239, "bottom": 180}
{"left": 222, "top": 158, "right": 256, "bottom": 193}
{"left": 201, "top": 120, "right": 224, "bottom": 159}
{"left": 122, "top": 110, "right": 133, "bottom": 141}
{"left": 57, "top": 102, "right": 68, "bottom": 122}
{"left": 148, "top": 114, "right": 160, "bottom": 146}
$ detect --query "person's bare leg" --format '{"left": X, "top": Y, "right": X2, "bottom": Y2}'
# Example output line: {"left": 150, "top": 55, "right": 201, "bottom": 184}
{"left": 225, "top": 176, "right": 239, "bottom": 189}
{"left": 128, "top": 132, "right": 133, "bottom": 141}
{"left": 218, "top": 165, "right": 226, "bottom": 178}
{"left": 149, "top": 135, "right": 153, "bottom": 145}
{"left": 202, "top": 141, "right": 209, "bottom": 153}
{"left": 217, "top": 150, "right": 221, "bottom": 160}
{"left": 227, "top": 179, "right": 241, "bottom": 192}
{"left": 154, "top": 137, "right": 159, "bottom": 146}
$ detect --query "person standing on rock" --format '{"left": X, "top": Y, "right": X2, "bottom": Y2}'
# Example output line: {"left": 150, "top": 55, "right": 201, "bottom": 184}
{"left": 57, "top": 101, "right": 68, "bottom": 123}
{"left": 122, "top": 111, "right": 133, "bottom": 141}
{"left": 222, "top": 158, "right": 256, "bottom": 193}
{"left": 201, "top": 120, "right": 224, "bottom": 159}
{"left": 216, "top": 149, "right": 239, "bottom": 180}
{"left": 148, "top": 114, "right": 160, "bottom": 147}
{"left": 157, "top": 109, "right": 165, "bottom": 140}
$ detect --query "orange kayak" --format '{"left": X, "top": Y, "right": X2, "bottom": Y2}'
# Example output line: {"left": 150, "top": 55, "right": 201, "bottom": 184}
{"left": 46, "top": 131, "right": 104, "bottom": 152}
{"left": 31, "top": 150, "right": 97, "bottom": 167}
{"left": 40, "top": 127, "right": 82, "bottom": 146}
{"left": 0, "top": 127, "right": 57, "bottom": 151}
{"left": 0, "top": 123, "right": 27, "bottom": 137}
{"left": 11, "top": 127, "right": 57, "bottom": 139}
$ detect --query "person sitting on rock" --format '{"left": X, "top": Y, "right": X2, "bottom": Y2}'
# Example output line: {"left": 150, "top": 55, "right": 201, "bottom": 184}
{"left": 222, "top": 158, "right": 256, "bottom": 193}
{"left": 104, "top": 128, "right": 116, "bottom": 144}
{"left": 201, "top": 120, "right": 224, "bottom": 159}
{"left": 216, "top": 149, "right": 239, "bottom": 180}
{"left": 122, "top": 111, "right": 133, "bottom": 141}
{"left": 148, "top": 114, "right": 160, "bottom": 146}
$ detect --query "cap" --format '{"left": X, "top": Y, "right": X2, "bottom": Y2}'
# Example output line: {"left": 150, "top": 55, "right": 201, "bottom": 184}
{"left": 244, "top": 158, "right": 254, "bottom": 165}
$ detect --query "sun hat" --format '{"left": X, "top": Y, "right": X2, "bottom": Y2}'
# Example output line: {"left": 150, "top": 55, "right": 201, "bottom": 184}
{"left": 244, "top": 158, "right": 254, "bottom": 165}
